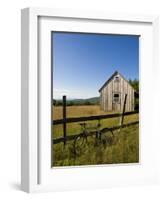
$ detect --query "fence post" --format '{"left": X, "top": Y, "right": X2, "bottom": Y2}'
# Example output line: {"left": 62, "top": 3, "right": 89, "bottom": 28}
{"left": 63, "top": 95, "right": 67, "bottom": 145}
{"left": 119, "top": 94, "right": 127, "bottom": 130}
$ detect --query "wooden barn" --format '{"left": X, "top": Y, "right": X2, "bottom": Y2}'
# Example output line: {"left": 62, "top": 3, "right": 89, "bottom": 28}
{"left": 99, "top": 71, "right": 135, "bottom": 112}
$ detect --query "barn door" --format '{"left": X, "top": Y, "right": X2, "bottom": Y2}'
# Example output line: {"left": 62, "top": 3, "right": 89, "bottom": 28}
{"left": 113, "top": 93, "right": 121, "bottom": 111}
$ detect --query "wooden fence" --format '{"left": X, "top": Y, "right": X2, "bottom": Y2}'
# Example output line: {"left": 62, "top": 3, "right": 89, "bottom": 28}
{"left": 53, "top": 95, "right": 139, "bottom": 145}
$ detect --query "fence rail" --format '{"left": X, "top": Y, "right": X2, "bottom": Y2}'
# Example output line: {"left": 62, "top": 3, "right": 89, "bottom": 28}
{"left": 53, "top": 120, "right": 139, "bottom": 144}
{"left": 53, "top": 110, "right": 138, "bottom": 125}
{"left": 53, "top": 95, "right": 139, "bottom": 145}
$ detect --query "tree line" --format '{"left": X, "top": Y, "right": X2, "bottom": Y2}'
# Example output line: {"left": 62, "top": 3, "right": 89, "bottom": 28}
{"left": 53, "top": 79, "right": 139, "bottom": 110}
{"left": 129, "top": 79, "right": 139, "bottom": 111}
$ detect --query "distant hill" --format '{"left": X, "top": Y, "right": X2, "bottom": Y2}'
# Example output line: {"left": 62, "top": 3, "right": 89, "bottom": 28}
{"left": 53, "top": 97, "right": 100, "bottom": 106}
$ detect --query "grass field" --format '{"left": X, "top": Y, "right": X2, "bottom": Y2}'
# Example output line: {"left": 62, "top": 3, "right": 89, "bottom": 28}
{"left": 52, "top": 105, "right": 139, "bottom": 166}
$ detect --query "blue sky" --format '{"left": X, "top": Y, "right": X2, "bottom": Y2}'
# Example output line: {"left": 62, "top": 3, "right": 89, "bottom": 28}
{"left": 53, "top": 32, "right": 139, "bottom": 99}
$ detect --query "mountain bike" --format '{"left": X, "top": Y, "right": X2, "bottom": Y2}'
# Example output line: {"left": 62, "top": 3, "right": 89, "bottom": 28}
{"left": 73, "top": 119, "right": 117, "bottom": 155}
{"left": 73, "top": 122, "right": 89, "bottom": 155}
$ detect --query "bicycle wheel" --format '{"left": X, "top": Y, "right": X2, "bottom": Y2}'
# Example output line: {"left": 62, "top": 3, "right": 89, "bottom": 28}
{"left": 73, "top": 134, "right": 87, "bottom": 155}
{"left": 98, "top": 129, "right": 115, "bottom": 146}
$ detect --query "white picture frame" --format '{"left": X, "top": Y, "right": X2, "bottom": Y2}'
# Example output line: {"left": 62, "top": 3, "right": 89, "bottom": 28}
{"left": 21, "top": 7, "right": 159, "bottom": 193}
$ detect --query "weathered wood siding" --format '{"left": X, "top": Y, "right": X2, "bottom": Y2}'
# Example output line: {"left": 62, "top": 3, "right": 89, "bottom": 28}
{"left": 100, "top": 73, "right": 135, "bottom": 112}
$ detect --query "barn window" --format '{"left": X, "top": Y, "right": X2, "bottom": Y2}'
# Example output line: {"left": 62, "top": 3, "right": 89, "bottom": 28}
{"left": 114, "top": 76, "right": 120, "bottom": 82}
{"left": 113, "top": 93, "right": 120, "bottom": 103}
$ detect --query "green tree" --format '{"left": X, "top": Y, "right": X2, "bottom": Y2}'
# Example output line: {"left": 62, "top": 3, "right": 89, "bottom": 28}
{"left": 56, "top": 100, "right": 63, "bottom": 106}
{"left": 129, "top": 79, "right": 139, "bottom": 92}
{"left": 84, "top": 101, "right": 91, "bottom": 105}
{"left": 129, "top": 79, "right": 139, "bottom": 111}
{"left": 53, "top": 99, "right": 56, "bottom": 106}
{"left": 67, "top": 101, "right": 74, "bottom": 106}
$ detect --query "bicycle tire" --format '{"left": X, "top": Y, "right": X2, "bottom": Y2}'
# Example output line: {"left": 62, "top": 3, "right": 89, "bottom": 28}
{"left": 73, "top": 134, "right": 87, "bottom": 155}
{"left": 102, "top": 130, "right": 115, "bottom": 145}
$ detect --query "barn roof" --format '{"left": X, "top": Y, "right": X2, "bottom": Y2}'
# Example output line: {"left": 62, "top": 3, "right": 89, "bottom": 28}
{"left": 98, "top": 71, "right": 135, "bottom": 92}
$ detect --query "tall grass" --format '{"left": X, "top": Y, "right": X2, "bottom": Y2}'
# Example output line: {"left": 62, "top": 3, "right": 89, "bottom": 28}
{"left": 52, "top": 105, "right": 139, "bottom": 166}
{"left": 52, "top": 125, "right": 139, "bottom": 166}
